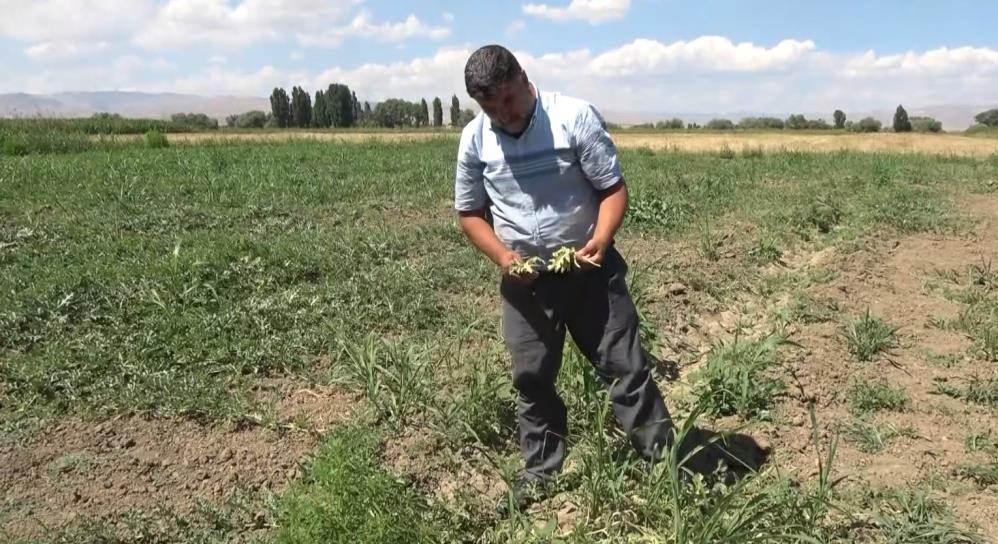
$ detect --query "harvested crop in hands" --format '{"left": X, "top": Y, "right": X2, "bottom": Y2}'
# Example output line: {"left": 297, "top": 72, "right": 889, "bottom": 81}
{"left": 547, "top": 246, "right": 599, "bottom": 273}
{"left": 509, "top": 256, "right": 543, "bottom": 277}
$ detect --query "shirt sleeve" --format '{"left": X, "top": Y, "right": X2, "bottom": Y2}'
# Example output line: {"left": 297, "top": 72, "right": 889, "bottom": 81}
{"left": 454, "top": 126, "right": 487, "bottom": 211}
{"left": 574, "top": 103, "right": 623, "bottom": 190}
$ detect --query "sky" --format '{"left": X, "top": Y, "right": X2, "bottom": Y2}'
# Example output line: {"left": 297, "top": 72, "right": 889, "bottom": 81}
{"left": 1, "top": 0, "right": 996, "bottom": 115}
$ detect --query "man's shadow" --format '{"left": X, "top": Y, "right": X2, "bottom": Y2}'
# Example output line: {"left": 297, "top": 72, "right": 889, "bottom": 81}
{"left": 677, "top": 426, "right": 771, "bottom": 483}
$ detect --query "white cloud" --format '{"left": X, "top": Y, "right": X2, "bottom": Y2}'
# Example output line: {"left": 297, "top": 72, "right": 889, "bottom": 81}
{"left": 24, "top": 41, "right": 110, "bottom": 62}
{"left": 4, "top": 54, "right": 174, "bottom": 95}
{"left": 442, "top": 11, "right": 454, "bottom": 22}
{"left": 136, "top": 0, "right": 447, "bottom": 49}
{"left": 167, "top": 65, "right": 312, "bottom": 96}
{"left": 842, "top": 46, "right": 998, "bottom": 78}
{"left": 506, "top": 19, "right": 527, "bottom": 37}
{"left": 297, "top": 11, "right": 450, "bottom": 47}
{"left": 4, "top": 34, "right": 998, "bottom": 123}
{"left": 312, "top": 47, "right": 470, "bottom": 102}
{"left": 523, "top": 0, "right": 630, "bottom": 24}
{"left": 306, "top": 39, "right": 998, "bottom": 117}
{"left": 0, "top": 0, "right": 156, "bottom": 42}
{"left": 588, "top": 37, "right": 816, "bottom": 75}
{"left": 290, "top": 50, "right": 305, "bottom": 61}
{"left": 135, "top": 0, "right": 355, "bottom": 48}
{"left": 209, "top": 55, "right": 228, "bottom": 64}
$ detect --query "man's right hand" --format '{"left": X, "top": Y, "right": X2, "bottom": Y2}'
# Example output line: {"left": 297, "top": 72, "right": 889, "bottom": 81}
{"left": 500, "top": 251, "right": 538, "bottom": 283}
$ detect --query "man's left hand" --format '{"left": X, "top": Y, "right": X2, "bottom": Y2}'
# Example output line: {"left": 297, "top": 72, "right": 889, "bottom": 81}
{"left": 576, "top": 237, "right": 609, "bottom": 269}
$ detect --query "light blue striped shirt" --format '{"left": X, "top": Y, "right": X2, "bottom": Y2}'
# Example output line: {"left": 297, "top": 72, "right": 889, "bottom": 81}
{"left": 454, "top": 84, "right": 623, "bottom": 262}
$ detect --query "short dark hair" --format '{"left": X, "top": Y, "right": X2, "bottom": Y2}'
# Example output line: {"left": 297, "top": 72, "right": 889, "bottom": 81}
{"left": 464, "top": 45, "right": 523, "bottom": 99}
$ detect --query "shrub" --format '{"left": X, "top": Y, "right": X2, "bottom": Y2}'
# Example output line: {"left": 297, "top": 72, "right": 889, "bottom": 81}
{"left": 705, "top": 118, "right": 735, "bottom": 130}
{"left": 144, "top": 130, "right": 169, "bottom": 149}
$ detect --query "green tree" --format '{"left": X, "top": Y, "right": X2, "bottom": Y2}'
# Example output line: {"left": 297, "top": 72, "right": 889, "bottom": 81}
{"left": 893, "top": 104, "right": 912, "bottom": 132}
{"left": 375, "top": 99, "right": 417, "bottom": 128}
{"left": 170, "top": 113, "right": 217, "bottom": 129}
{"left": 233, "top": 110, "right": 268, "bottom": 129}
{"left": 419, "top": 98, "right": 429, "bottom": 127}
{"left": 738, "top": 117, "right": 784, "bottom": 129}
{"left": 785, "top": 114, "right": 808, "bottom": 130}
{"left": 450, "top": 95, "right": 460, "bottom": 127}
{"left": 655, "top": 118, "right": 685, "bottom": 129}
{"left": 833, "top": 109, "right": 846, "bottom": 129}
{"left": 291, "top": 86, "right": 312, "bottom": 128}
{"left": 910, "top": 116, "right": 943, "bottom": 133}
{"left": 851, "top": 117, "right": 882, "bottom": 133}
{"left": 458, "top": 108, "right": 476, "bottom": 127}
{"left": 706, "top": 118, "right": 735, "bottom": 130}
{"left": 974, "top": 108, "right": 998, "bottom": 127}
{"left": 432, "top": 97, "right": 443, "bottom": 127}
{"left": 325, "top": 84, "right": 355, "bottom": 127}
{"left": 269, "top": 87, "right": 292, "bottom": 128}
{"left": 352, "top": 91, "right": 361, "bottom": 124}
{"left": 313, "top": 90, "right": 328, "bottom": 128}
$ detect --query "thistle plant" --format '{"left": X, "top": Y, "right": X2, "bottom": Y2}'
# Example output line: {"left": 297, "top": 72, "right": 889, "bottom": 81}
{"left": 547, "top": 246, "right": 600, "bottom": 273}
{"left": 548, "top": 246, "right": 580, "bottom": 273}
{"left": 509, "top": 256, "right": 543, "bottom": 277}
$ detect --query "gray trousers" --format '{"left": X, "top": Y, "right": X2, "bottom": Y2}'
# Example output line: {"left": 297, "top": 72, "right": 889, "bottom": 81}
{"left": 500, "top": 246, "right": 674, "bottom": 479}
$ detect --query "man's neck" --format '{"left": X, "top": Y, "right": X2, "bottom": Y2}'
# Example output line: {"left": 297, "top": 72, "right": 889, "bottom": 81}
{"left": 505, "top": 82, "right": 537, "bottom": 139}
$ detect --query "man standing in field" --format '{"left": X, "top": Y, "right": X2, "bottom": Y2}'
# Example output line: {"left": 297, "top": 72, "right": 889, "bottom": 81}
{"left": 454, "top": 45, "right": 681, "bottom": 512}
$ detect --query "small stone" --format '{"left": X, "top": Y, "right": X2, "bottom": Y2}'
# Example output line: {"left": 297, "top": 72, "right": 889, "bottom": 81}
{"left": 103, "top": 480, "right": 113, "bottom": 489}
{"left": 220, "top": 448, "right": 233, "bottom": 462}
{"left": 668, "top": 282, "right": 687, "bottom": 295}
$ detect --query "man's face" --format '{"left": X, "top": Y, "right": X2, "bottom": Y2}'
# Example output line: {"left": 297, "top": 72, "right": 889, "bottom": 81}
{"left": 473, "top": 72, "right": 534, "bottom": 134}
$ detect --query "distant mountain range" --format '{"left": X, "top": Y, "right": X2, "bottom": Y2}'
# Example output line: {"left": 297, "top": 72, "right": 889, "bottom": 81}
{"left": 0, "top": 91, "right": 269, "bottom": 122}
{"left": 0, "top": 91, "right": 990, "bottom": 131}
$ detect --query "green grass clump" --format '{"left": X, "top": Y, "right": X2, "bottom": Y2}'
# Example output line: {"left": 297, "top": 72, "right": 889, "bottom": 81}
{"left": 866, "top": 489, "right": 982, "bottom": 543}
{"left": 843, "top": 310, "right": 898, "bottom": 361}
{"left": 847, "top": 379, "right": 909, "bottom": 415}
{"left": 274, "top": 425, "right": 444, "bottom": 543}
{"left": 144, "top": 129, "right": 169, "bottom": 149}
{"left": 936, "top": 374, "right": 998, "bottom": 408}
{"left": 0, "top": 129, "right": 92, "bottom": 156}
{"left": 842, "top": 419, "right": 916, "bottom": 453}
{"left": 774, "top": 292, "right": 837, "bottom": 325}
{"left": 691, "top": 335, "right": 786, "bottom": 419}
{"left": 956, "top": 462, "right": 998, "bottom": 488}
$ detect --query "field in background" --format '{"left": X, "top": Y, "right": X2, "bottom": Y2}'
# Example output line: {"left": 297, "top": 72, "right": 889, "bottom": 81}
{"left": 2, "top": 135, "right": 998, "bottom": 542}
{"left": 98, "top": 129, "right": 998, "bottom": 157}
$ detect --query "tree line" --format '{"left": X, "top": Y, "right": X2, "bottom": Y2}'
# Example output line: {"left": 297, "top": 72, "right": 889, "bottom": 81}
{"left": 227, "top": 83, "right": 476, "bottom": 129}
{"left": 226, "top": 97, "right": 998, "bottom": 133}
{"left": 626, "top": 105, "right": 959, "bottom": 133}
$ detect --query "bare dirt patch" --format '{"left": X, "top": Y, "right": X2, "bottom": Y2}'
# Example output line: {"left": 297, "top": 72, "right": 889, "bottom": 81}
{"left": 0, "top": 383, "right": 356, "bottom": 540}
{"left": 768, "top": 197, "right": 998, "bottom": 537}
{"left": 628, "top": 194, "right": 998, "bottom": 537}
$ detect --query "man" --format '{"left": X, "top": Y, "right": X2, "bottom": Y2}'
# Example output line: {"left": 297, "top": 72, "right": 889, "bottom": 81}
{"left": 453, "top": 45, "right": 680, "bottom": 512}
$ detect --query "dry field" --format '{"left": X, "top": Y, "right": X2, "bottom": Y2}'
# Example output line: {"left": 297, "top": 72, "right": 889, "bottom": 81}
{"left": 107, "top": 129, "right": 998, "bottom": 157}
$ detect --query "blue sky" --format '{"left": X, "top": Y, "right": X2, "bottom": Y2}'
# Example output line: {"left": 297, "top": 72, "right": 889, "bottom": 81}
{"left": 1, "top": 0, "right": 996, "bottom": 116}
